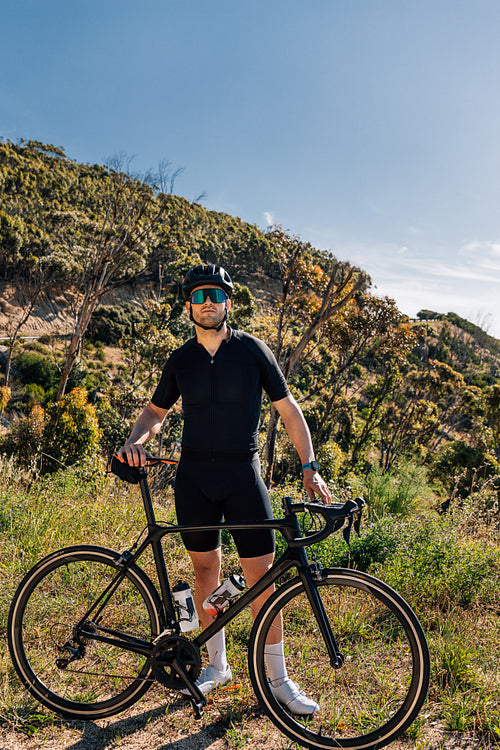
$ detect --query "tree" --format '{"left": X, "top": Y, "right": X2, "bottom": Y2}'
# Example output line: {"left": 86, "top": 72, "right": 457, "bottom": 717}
{"left": 53, "top": 165, "right": 170, "bottom": 400}
{"left": 261, "top": 227, "right": 368, "bottom": 484}
{"left": 119, "top": 299, "right": 181, "bottom": 392}
{"left": 0, "top": 210, "right": 25, "bottom": 277}
{"left": 352, "top": 359, "right": 484, "bottom": 471}
{"left": 303, "top": 295, "right": 416, "bottom": 450}
{"left": 2, "top": 266, "right": 53, "bottom": 387}
{"left": 483, "top": 384, "right": 500, "bottom": 460}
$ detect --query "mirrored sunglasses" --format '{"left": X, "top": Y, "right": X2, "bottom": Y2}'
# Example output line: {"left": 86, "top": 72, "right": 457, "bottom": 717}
{"left": 190, "top": 288, "right": 226, "bottom": 304}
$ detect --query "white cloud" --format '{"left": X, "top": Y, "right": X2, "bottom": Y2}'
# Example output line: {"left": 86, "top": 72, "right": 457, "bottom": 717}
{"left": 263, "top": 211, "right": 275, "bottom": 227}
{"left": 338, "top": 239, "right": 500, "bottom": 337}
{"left": 460, "top": 240, "right": 500, "bottom": 258}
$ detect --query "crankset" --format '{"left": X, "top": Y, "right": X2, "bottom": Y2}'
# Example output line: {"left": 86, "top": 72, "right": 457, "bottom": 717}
{"left": 151, "top": 634, "right": 201, "bottom": 690}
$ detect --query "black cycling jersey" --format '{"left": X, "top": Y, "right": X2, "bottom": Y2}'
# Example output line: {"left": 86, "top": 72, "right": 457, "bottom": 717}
{"left": 151, "top": 329, "right": 290, "bottom": 457}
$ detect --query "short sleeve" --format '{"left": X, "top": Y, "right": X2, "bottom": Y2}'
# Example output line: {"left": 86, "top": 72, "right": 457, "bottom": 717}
{"left": 241, "top": 333, "right": 290, "bottom": 402}
{"left": 151, "top": 353, "right": 181, "bottom": 410}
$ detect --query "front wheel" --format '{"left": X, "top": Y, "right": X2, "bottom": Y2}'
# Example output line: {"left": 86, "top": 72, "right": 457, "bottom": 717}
{"left": 8, "top": 545, "right": 162, "bottom": 719}
{"left": 249, "top": 569, "right": 429, "bottom": 750}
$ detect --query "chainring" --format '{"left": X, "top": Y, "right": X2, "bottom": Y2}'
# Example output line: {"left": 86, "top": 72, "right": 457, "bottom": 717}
{"left": 151, "top": 634, "right": 201, "bottom": 690}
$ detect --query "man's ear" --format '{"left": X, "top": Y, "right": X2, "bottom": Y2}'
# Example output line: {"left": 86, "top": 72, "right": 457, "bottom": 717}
{"left": 226, "top": 297, "right": 232, "bottom": 312}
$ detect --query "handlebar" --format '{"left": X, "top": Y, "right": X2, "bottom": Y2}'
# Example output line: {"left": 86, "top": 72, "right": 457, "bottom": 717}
{"left": 283, "top": 496, "right": 365, "bottom": 548}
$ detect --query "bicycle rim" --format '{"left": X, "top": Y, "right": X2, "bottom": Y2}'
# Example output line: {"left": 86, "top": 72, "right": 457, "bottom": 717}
{"left": 8, "top": 546, "right": 162, "bottom": 719}
{"left": 249, "top": 569, "right": 429, "bottom": 750}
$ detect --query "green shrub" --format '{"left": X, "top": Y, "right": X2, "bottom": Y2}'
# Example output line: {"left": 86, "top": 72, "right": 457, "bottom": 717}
{"left": 88, "top": 303, "right": 148, "bottom": 345}
{"left": 270, "top": 487, "right": 402, "bottom": 571}
{"left": 23, "top": 341, "right": 49, "bottom": 355}
{"left": 14, "top": 351, "right": 58, "bottom": 391}
{"left": 95, "top": 397, "right": 130, "bottom": 458}
{"left": 432, "top": 440, "right": 500, "bottom": 499}
{"left": 41, "top": 387, "right": 102, "bottom": 472}
{"left": 0, "top": 405, "right": 45, "bottom": 469}
{"left": 362, "top": 458, "right": 434, "bottom": 518}
{"left": 24, "top": 383, "right": 45, "bottom": 406}
{"left": 378, "top": 516, "right": 499, "bottom": 609}
{"left": 316, "top": 441, "right": 344, "bottom": 483}
{"left": 1, "top": 390, "right": 102, "bottom": 473}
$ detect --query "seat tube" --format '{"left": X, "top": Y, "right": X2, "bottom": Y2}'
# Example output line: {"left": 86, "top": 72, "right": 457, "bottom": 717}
{"left": 139, "top": 473, "right": 176, "bottom": 624}
{"left": 300, "top": 568, "right": 344, "bottom": 668}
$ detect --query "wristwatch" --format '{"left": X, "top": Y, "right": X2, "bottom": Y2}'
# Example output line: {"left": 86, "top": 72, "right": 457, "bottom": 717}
{"left": 302, "top": 460, "right": 320, "bottom": 472}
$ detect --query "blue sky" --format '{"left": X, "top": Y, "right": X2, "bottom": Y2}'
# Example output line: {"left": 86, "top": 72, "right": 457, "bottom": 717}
{"left": 2, "top": 0, "right": 500, "bottom": 335}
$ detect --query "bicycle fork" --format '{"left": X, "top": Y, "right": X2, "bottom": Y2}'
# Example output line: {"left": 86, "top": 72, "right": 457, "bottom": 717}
{"left": 299, "top": 565, "right": 344, "bottom": 669}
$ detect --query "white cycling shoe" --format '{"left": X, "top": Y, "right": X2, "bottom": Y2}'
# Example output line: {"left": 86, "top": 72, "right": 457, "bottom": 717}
{"left": 269, "top": 679, "right": 319, "bottom": 715}
{"left": 181, "top": 664, "right": 232, "bottom": 697}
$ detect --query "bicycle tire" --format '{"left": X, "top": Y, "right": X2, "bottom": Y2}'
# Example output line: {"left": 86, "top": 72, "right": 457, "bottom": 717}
{"left": 8, "top": 545, "right": 162, "bottom": 720}
{"left": 248, "top": 568, "right": 429, "bottom": 750}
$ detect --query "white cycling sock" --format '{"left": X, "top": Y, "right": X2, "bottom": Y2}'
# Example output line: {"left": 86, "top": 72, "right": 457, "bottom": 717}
{"left": 207, "top": 629, "right": 227, "bottom": 673}
{"left": 264, "top": 640, "right": 288, "bottom": 687}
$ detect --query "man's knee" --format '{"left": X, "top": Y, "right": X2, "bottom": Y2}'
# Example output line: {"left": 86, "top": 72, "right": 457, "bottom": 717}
{"left": 239, "top": 553, "right": 274, "bottom": 587}
{"left": 189, "top": 548, "right": 221, "bottom": 582}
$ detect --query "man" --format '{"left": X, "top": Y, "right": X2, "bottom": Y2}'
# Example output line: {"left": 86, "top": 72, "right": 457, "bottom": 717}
{"left": 117, "top": 263, "right": 331, "bottom": 714}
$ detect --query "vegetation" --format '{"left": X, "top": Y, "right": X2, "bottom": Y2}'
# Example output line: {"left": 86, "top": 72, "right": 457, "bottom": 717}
{"left": 1, "top": 138, "right": 500, "bottom": 745}
{"left": 0, "top": 461, "right": 498, "bottom": 745}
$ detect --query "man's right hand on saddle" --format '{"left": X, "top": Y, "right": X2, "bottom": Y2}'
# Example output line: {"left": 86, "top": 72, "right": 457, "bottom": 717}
{"left": 116, "top": 443, "right": 147, "bottom": 467}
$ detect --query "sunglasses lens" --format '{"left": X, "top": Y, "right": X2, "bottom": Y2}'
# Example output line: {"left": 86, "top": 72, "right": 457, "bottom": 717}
{"left": 191, "top": 289, "right": 226, "bottom": 304}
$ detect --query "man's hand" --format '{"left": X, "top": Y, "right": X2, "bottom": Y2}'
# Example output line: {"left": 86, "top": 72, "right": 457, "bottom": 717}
{"left": 115, "top": 402, "right": 167, "bottom": 467}
{"left": 116, "top": 443, "right": 147, "bottom": 467}
{"left": 303, "top": 469, "right": 332, "bottom": 505}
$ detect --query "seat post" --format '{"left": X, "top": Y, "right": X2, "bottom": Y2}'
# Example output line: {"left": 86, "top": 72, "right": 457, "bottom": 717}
{"left": 138, "top": 469, "right": 157, "bottom": 527}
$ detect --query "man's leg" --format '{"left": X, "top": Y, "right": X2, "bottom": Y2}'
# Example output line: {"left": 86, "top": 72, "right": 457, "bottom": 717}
{"left": 186, "top": 548, "right": 230, "bottom": 688}
{"left": 239, "top": 553, "right": 282, "bottom": 643}
{"left": 188, "top": 548, "right": 222, "bottom": 630}
{"left": 240, "top": 553, "right": 318, "bottom": 714}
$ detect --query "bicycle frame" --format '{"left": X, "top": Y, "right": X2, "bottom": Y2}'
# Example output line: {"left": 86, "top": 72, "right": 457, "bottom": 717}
{"left": 9, "top": 461, "right": 430, "bottom": 746}
{"left": 77, "top": 467, "right": 348, "bottom": 671}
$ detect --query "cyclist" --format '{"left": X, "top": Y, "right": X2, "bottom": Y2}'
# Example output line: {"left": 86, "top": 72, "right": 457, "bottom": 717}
{"left": 117, "top": 263, "right": 331, "bottom": 714}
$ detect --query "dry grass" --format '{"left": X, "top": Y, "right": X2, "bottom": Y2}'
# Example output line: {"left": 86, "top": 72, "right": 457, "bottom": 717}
{"left": 1, "top": 460, "right": 499, "bottom": 749}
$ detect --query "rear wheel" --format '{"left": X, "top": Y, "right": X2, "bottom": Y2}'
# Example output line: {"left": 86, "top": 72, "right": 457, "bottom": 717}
{"left": 8, "top": 545, "right": 162, "bottom": 719}
{"left": 249, "top": 569, "right": 429, "bottom": 750}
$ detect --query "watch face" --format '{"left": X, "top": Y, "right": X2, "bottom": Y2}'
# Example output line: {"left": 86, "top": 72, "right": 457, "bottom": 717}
{"left": 311, "top": 460, "right": 320, "bottom": 471}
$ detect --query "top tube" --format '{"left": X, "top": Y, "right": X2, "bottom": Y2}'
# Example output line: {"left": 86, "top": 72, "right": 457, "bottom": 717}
{"left": 110, "top": 454, "right": 364, "bottom": 549}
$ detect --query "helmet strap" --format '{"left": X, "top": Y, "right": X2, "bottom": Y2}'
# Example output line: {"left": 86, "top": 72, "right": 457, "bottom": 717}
{"left": 189, "top": 307, "right": 228, "bottom": 332}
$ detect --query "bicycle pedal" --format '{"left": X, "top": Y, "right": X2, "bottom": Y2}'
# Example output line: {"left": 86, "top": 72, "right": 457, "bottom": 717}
{"left": 192, "top": 699, "right": 204, "bottom": 719}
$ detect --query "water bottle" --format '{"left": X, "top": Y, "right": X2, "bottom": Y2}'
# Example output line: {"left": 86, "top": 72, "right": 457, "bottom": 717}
{"left": 203, "top": 573, "right": 246, "bottom": 617}
{"left": 172, "top": 581, "right": 199, "bottom": 632}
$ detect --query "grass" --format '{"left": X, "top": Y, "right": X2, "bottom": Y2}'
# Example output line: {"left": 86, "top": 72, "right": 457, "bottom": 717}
{"left": 0, "top": 456, "right": 499, "bottom": 746}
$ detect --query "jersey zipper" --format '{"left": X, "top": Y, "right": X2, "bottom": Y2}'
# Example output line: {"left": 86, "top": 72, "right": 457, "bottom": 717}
{"left": 209, "top": 354, "right": 215, "bottom": 460}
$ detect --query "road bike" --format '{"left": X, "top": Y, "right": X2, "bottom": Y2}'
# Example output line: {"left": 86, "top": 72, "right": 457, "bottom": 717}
{"left": 8, "top": 457, "right": 429, "bottom": 750}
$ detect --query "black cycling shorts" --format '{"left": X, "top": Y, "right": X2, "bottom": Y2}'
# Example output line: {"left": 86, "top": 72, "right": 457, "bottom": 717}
{"left": 174, "top": 455, "right": 275, "bottom": 558}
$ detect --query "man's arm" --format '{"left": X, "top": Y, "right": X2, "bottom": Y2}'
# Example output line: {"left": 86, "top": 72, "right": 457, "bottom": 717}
{"left": 116, "top": 401, "right": 168, "bottom": 467}
{"left": 273, "top": 395, "right": 332, "bottom": 504}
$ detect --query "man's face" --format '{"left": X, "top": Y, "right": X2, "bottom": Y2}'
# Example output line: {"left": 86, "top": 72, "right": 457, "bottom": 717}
{"left": 186, "top": 284, "right": 231, "bottom": 328}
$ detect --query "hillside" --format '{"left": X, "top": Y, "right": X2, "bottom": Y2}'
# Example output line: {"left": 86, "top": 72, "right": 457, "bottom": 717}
{"left": 2, "top": 137, "right": 500, "bottom": 479}
{"left": 1, "top": 140, "right": 500, "bottom": 748}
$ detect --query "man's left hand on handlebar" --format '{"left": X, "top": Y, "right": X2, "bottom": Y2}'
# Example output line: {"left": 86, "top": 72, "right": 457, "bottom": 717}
{"left": 303, "top": 470, "right": 332, "bottom": 505}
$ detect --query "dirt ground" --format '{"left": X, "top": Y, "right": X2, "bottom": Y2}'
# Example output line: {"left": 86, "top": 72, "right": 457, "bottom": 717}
{"left": 0, "top": 688, "right": 496, "bottom": 750}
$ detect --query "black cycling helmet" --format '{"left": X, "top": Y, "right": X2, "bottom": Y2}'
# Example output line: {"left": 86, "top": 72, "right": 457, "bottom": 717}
{"left": 182, "top": 263, "right": 234, "bottom": 300}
